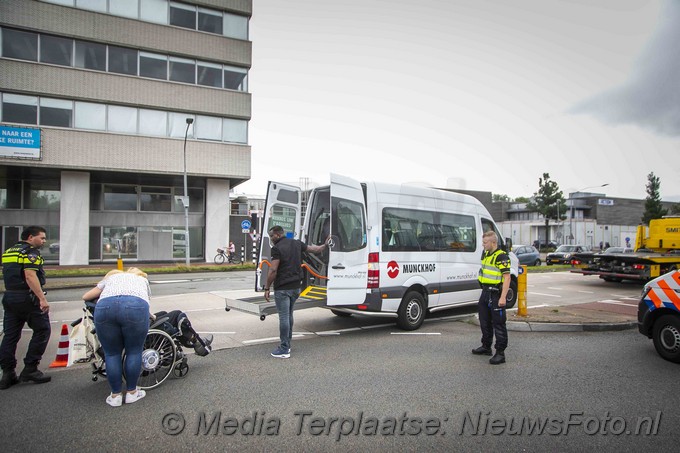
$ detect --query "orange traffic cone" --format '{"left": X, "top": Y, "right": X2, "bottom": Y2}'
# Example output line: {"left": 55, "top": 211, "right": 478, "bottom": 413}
{"left": 49, "top": 324, "right": 69, "bottom": 368}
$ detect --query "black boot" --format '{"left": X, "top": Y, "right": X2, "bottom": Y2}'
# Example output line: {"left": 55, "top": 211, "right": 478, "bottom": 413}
{"left": 20, "top": 365, "right": 52, "bottom": 384}
{"left": 194, "top": 334, "right": 213, "bottom": 357}
{"left": 0, "top": 369, "right": 19, "bottom": 390}
{"left": 471, "top": 345, "right": 492, "bottom": 356}
{"left": 489, "top": 351, "right": 506, "bottom": 365}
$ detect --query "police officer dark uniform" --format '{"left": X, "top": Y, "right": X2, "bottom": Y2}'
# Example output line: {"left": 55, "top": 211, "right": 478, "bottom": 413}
{"left": 0, "top": 226, "right": 52, "bottom": 389}
{"left": 472, "top": 231, "right": 511, "bottom": 365}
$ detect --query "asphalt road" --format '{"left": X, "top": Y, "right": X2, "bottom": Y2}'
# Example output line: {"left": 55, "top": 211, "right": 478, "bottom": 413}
{"left": 0, "top": 320, "right": 677, "bottom": 452}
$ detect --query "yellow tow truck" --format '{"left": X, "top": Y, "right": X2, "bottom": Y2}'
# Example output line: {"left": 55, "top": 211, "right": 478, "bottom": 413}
{"left": 571, "top": 217, "right": 680, "bottom": 282}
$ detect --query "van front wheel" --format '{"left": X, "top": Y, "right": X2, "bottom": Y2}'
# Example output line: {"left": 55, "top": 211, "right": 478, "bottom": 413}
{"left": 397, "top": 291, "right": 426, "bottom": 330}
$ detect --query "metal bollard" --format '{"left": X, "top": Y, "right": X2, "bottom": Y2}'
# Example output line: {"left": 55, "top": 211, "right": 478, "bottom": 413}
{"left": 252, "top": 241, "right": 257, "bottom": 264}
{"left": 517, "top": 265, "right": 527, "bottom": 316}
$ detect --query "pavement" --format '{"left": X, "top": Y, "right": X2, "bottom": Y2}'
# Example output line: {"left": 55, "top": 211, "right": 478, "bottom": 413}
{"left": 1, "top": 267, "right": 639, "bottom": 333}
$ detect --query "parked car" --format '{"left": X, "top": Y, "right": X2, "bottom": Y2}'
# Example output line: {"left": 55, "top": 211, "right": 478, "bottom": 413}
{"left": 49, "top": 242, "right": 59, "bottom": 253}
{"left": 638, "top": 270, "right": 680, "bottom": 363}
{"left": 512, "top": 245, "right": 541, "bottom": 266}
{"left": 601, "top": 246, "right": 635, "bottom": 254}
{"left": 546, "top": 245, "right": 586, "bottom": 265}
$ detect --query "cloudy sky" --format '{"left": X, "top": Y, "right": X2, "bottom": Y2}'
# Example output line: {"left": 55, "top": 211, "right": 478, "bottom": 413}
{"left": 237, "top": 0, "right": 679, "bottom": 202}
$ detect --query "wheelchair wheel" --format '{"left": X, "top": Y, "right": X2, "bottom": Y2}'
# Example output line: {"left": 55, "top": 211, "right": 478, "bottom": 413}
{"left": 124, "top": 329, "right": 177, "bottom": 390}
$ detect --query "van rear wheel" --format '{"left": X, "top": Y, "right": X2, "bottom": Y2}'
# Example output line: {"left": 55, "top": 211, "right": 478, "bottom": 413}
{"left": 397, "top": 291, "right": 426, "bottom": 330}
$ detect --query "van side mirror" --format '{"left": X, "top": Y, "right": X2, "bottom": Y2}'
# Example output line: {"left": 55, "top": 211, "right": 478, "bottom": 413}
{"left": 505, "top": 237, "right": 513, "bottom": 252}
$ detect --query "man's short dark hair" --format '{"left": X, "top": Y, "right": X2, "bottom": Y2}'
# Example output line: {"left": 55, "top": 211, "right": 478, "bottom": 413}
{"left": 269, "top": 225, "right": 284, "bottom": 235}
{"left": 21, "top": 225, "right": 47, "bottom": 241}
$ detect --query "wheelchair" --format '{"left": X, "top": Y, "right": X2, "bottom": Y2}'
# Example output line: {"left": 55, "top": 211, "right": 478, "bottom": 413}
{"left": 71, "top": 301, "right": 209, "bottom": 390}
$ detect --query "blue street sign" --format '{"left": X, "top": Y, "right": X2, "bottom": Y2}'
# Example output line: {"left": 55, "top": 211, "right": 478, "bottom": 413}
{"left": 241, "top": 219, "right": 252, "bottom": 230}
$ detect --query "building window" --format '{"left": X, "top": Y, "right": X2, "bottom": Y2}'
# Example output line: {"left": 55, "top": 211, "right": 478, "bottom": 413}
{"left": 75, "top": 101, "right": 106, "bottom": 130}
{"left": 169, "top": 113, "right": 194, "bottom": 138}
{"left": 174, "top": 187, "right": 204, "bottom": 213}
{"left": 2, "top": 93, "right": 38, "bottom": 125}
{"left": 140, "top": 186, "right": 172, "bottom": 211}
{"left": 195, "top": 115, "right": 222, "bottom": 141}
{"left": 74, "top": 40, "right": 106, "bottom": 71}
{"left": 108, "top": 45, "right": 138, "bottom": 75}
{"left": 1, "top": 28, "right": 38, "bottom": 61}
{"left": 76, "top": 0, "right": 106, "bottom": 12}
{"left": 224, "top": 65, "right": 248, "bottom": 91}
{"left": 139, "top": 109, "right": 167, "bottom": 136}
{"left": 24, "top": 180, "right": 61, "bottom": 210}
{"left": 140, "top": 0, "right": 168, "bottom": 24}
{"left": 169, "top": 56, "right": 195, "bottom": 84}
{"left": 139, "top": 51, "right": 167, "bottom": 80}
{"left": 109, "top": 0, "right": 139, "bottom": 19}
{"left": 198, "top": 8, "right": 222, "bottom": 34}
{"left": 40, "top": 98, "right": 73, "bottom": 127}
{"left": 223, "top": 118, "right": 247, "bottom": 143}
{"left": 107, "top": 105, "right": 138, "bottom": 133}
{"left": 39, "top": 34, "right": 73, "bottom": 66}
{"left": 224, "top": 13, "right": 248, "bottom": 40}
{"left": 169, "top": 2, "right": 196, "bottom": 29}
{"left": 197, "top": 61, "right": 222, "bottom": 88}
{"left": 104, "top": 226, "right": 137, "bottom": 258}
{"left": 104, "top": 185, "right": 137, "bottom": 211}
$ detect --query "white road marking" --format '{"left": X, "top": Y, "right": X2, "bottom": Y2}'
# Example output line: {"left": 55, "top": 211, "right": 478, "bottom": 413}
{"left": 577, "top": 290, "right": 594, "bottom": 294}
{"left": 547, "top": 287, "right": 564, "bottom": 290}
{"left": 528, "top": 292, "right": 562, "bottom": 298}
{"left": 390, "top": 332, "right": 441, "bottom": 335}
{"left": 597, "top": 300, "right": 637, "bottom": 306}
{"left": 152, "top": 280, "right": 191, "bottom": 284}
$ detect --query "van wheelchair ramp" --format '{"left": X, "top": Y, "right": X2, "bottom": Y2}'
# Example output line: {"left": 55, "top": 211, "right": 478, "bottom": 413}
{"left": 216, "top": 286, "right": 327, "bottom": 321}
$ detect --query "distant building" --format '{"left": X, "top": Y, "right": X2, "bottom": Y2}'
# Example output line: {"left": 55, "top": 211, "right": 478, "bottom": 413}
{"left": 1, "top": 0, "right": 252, "bottom": 264}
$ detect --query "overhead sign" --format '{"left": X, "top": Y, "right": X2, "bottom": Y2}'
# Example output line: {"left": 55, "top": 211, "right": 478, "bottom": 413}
{"left": 0, "top": 125, "right": 42, "bottom": 159}
{"left": 598, "top": 199, "right": 614, "bottom": 206}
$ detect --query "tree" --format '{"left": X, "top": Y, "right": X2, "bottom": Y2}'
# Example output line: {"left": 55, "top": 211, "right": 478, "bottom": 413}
{"left": 526, "top": 173, "right": 566, "bottom": 248}
{"left": 514, "top": 196, "right": 529, "bottom": 203}
{"left": 642, "top": 172, "right": 667, "bottom": 224}
{"left": 492, "top": 193, "right": 511, "bottom": 202}
{"left": 671, "top": 203, "right": 680, "bottom": 215}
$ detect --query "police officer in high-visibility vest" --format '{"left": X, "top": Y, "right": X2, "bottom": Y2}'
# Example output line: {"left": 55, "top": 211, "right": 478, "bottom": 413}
{"left": 0, "top": 226, "right": 52, "bottom": 390}
{"left": 472, "top": 231, "right": 511, "bottom": 365}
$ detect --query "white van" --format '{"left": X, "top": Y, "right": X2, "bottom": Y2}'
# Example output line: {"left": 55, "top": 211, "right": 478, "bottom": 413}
{"left": 235, "top": 174, "right": 518, "bottom": 330}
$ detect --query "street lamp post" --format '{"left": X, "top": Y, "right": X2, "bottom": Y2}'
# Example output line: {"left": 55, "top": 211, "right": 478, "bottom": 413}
{"left": 570, "top": 183, "right": 609, "bottom": 245}
{"left": 182, "top": 118, "right": 193, "bottom": 267}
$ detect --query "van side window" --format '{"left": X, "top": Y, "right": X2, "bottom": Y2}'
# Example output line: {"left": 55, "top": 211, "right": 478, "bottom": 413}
{"left": 481, "top": 218, "right": 504, "bottom": 250}
{"left": 332, "top": 197, "right": 366, "bottom": 252}
{"left": 382, "top": 208, "right": 476, "bottom": 253}
{"left": 439, "top": 213, "right": 476, "bottom": 252}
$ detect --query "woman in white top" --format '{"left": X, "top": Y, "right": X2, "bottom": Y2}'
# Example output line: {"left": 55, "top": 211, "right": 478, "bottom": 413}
{"left": 82, "top": 268, "right": 150, "bottom": 407}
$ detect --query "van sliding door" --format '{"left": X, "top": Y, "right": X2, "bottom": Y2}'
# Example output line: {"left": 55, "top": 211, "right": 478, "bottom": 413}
{"left": 327, "top": 173, "right": 369, "bottom": 306}
{"left": 256, "top": 181, "right": 302, "bottom": 291}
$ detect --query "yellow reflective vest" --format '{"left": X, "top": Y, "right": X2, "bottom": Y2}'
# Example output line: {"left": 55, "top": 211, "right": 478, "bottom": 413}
{"left": 478, "top": 249, "right": 510, "bottom": 287}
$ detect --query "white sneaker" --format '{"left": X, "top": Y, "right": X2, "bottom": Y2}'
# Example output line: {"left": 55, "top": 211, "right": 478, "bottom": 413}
{"left": 106, "top": 393, "right": 123, "bottom": 407}
{"left": 125, "top": 389, "right": 146, "bottom": 404}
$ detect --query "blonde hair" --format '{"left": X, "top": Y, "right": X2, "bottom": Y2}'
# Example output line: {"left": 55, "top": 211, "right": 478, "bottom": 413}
{"left": 126, "top": 267, "right": 148, "bottom": 279}
{"left": 104, "top": 269, "right": 123, "bottom": 279}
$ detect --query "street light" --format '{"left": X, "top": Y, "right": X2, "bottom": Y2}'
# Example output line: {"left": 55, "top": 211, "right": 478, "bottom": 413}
{"left": 182, "top": 117, "right": 193, "bottom": 267}
{"left": 569, "top": 183, "right": 609, "bottom": 245}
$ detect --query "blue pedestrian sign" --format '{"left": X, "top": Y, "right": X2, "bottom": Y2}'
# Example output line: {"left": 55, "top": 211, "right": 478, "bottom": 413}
{"left": 518, "top": 266, "right": 525, "bottom": 275}
{"left": 241, "top": 219, "right": 252, "bottom": 230}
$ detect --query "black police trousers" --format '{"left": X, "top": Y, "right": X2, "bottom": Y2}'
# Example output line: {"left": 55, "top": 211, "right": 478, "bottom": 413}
{"left": 0, "top": 293, "right": 51, "bottom": 371}
{"left": 478, "top": 288, "right": 508, "bottom": 351}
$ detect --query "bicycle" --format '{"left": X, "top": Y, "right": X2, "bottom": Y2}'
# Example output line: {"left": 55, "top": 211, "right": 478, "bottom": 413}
{"left": 214, "top": 248, "right": 238, "bottom": 265}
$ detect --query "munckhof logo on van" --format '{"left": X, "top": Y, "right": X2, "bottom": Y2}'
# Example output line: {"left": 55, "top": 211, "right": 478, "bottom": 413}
{"left": 387, "top": 261, "right": 400, "bottom": 279}
{"left": 402, "top": 263, "right": 436, "bottom": 274}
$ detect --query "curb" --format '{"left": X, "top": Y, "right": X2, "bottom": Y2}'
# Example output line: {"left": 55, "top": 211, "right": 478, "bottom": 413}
{"left": 470, "top": 316, "right": 637, "bottom": 332}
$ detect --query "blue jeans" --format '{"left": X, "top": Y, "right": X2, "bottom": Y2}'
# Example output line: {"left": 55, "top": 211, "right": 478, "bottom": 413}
{"left": 274, "top": 288, "right": 301, "bottom": 350}
{"left": 94, "top": 296, "right": 149, "bottom": 393}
